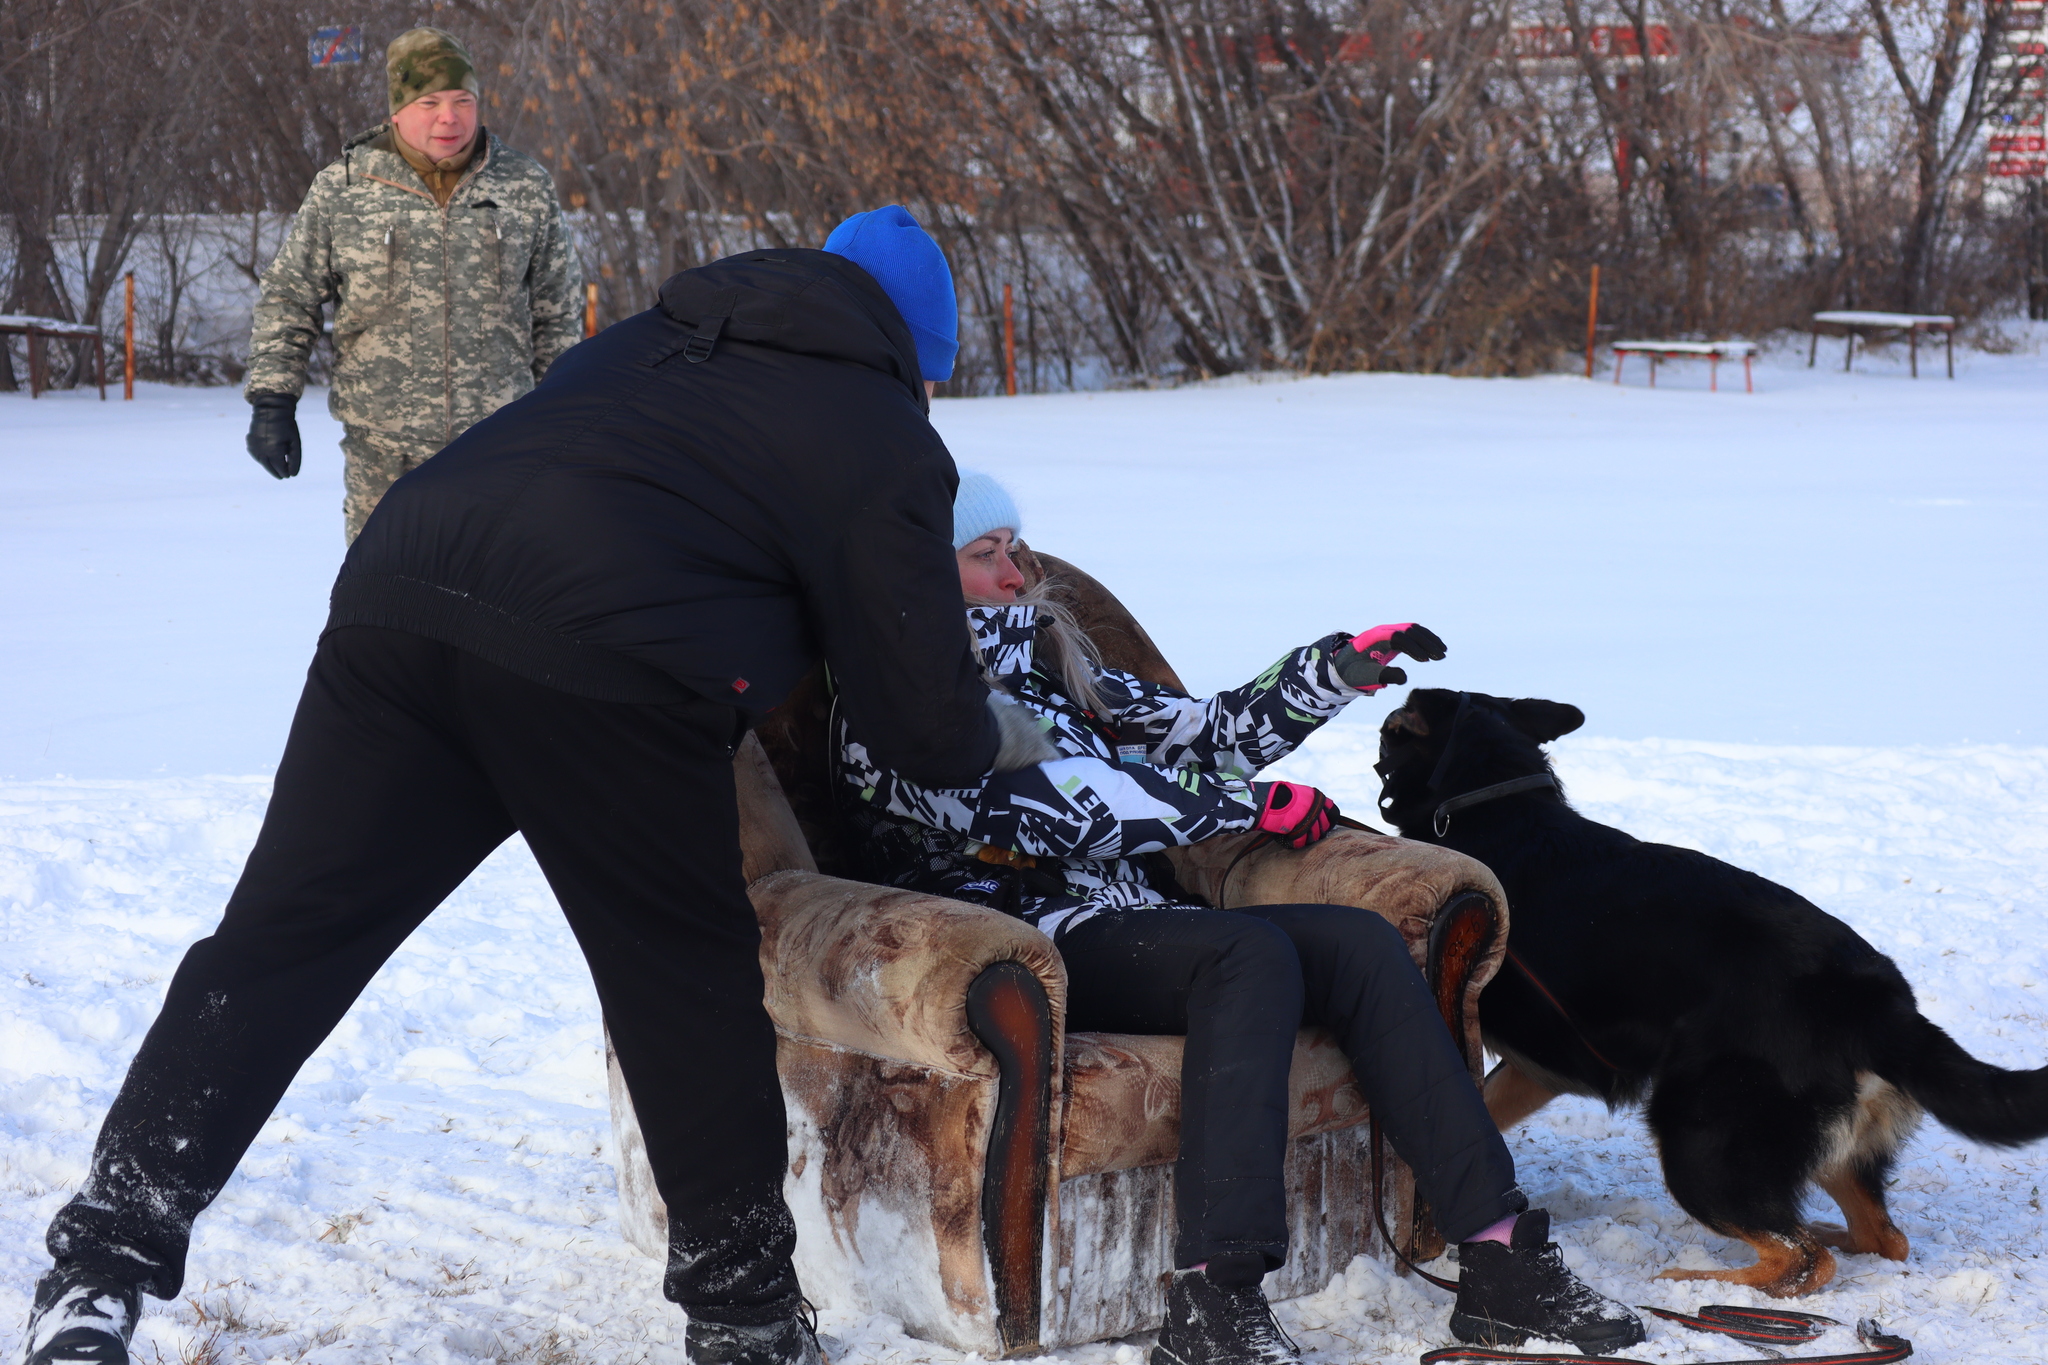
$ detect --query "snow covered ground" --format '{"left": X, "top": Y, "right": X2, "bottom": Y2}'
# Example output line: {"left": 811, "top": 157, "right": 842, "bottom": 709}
{"left": 2, "top": 340, "right": 2045, "bottom": 1364}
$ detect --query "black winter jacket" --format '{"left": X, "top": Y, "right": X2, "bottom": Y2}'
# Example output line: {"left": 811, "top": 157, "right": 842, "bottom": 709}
{"left": 326, "top": 249, "right": 999, "bottom": 787}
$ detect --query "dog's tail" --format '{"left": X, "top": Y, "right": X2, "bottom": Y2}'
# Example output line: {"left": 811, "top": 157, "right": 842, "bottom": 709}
{"left": 1883, "top": 1010, "right": 2048, "bottom": 1147}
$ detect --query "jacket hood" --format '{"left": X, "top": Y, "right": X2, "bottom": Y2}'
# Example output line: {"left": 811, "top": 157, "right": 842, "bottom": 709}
{"left": 658, "top": 250, "right": 928, "bottom": 414}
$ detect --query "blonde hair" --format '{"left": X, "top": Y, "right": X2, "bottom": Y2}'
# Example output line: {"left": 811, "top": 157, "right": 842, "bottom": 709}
{"left": 968, "top": 579, "right": 1108, "bottom": 715}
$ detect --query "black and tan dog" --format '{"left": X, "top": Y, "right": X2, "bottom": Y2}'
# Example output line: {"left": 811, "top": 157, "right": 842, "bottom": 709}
{"left": 1375, "top": 688, "right": 2048, "bottom": 1296}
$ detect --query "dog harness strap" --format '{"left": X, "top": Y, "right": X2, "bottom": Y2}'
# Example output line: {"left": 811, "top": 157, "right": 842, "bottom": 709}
{"left": 1432, "top": 773, "right": 1558, "bottom": 836}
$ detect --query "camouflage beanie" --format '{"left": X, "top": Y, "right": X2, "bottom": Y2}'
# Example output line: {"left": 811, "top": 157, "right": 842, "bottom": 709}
{"left": 387, "top": 28, "right": 480, "bottom": 114}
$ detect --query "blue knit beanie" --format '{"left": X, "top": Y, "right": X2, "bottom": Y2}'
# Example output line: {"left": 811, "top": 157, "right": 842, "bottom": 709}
{"left": 952, "top": 470, "right": 1021, "bottom": 550}
{"left": 823, "top": 205, "right": 958, "bottom": 382}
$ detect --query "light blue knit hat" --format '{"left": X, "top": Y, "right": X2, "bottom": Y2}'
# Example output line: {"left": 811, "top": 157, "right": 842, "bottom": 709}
{"left": 953, "top": 470, "right": 1021, "bottom": 550}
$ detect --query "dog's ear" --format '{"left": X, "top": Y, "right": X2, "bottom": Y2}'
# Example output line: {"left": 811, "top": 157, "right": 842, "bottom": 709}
{"left": 1506, "top": 699, "right": 1585, "bottom": 743}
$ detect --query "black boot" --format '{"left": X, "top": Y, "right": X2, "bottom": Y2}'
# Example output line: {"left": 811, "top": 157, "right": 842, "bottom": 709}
{"left": 18, "top": 1266, "right": 140, "bottom": 1365}
{"left": 684, "top": 1308, "right": 824, "bottom": 1365}
{"left": 1151, "top": 1267, "right": 1300, "bottom": 1365}
{"left": 1450, "top": 1210, "right": 1644, "bottom": 1352}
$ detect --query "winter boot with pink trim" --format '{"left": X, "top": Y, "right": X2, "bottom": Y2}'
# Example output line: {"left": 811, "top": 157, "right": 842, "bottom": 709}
{"left": 1449, "top": 1210, "right": 1645, "bottom": 1352}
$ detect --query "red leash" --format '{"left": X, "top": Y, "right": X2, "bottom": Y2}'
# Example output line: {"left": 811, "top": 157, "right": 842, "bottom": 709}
{"left": 1420, "top": 1305, "right": 1911, "bottom": 1365}
{"left": 1502, "top": 946, "right": 1624, "bottom": 1074}
{"left": 1641, "top": 1304, "right": 1834, "bottom": 1343}
{"left": 1370, "top": 1134, "right": 1911, "bottom": 1365}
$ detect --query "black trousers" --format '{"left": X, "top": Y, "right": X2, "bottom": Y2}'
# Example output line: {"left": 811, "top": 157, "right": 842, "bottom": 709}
{"left": 45, "top": 627, "right": 801, "bottom": 1325}
{"left": 1059, "top": 903, "right": 1523, "bottom": 1282}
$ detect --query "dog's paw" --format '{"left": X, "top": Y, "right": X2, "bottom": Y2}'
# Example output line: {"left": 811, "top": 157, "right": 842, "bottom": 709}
{"left": 1656, "top": 1234, "right": 1835, "bottom": 1297}
{"left": 1813, "top": 1220, "right": 1910, "bottom": 1261}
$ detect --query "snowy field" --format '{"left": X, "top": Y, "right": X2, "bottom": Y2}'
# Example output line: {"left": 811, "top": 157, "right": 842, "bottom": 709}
{"left": 3, "top": 339, "right": 2046, "bottom": 1364}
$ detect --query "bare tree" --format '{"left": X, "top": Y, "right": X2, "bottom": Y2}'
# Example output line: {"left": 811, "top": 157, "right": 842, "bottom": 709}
{"left": 1865, "top": 0, "right": 2020, "bottom": 306}
{"left": 4, "top": 0, "right": 2033, "bottom": 389}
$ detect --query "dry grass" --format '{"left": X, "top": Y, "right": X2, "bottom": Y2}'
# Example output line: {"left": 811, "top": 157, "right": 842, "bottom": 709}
{"left": 147, "top": 1327, "right": 225, "bottom": 1365}
{"left": 315, "top": 1210, "right": 367, "bottom": 1244}
{"left": 427, "top": 1257, "right": 483, "bottom": 1298}
{"left": 521, "top": 1328, "right": 585, "bottom": 1365}
{"left": 185, "top": 1282, "right": 256, "bottom": 1334}
{"left": 283, "top": 1325, "right": 344, "bottom": 1362}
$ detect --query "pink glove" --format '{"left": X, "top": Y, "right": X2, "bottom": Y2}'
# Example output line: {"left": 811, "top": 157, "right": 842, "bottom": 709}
{"left": 1334, "top": 623, "right": 1447, "bottom": 693}
{"left": 1251, "top": 781, "right": 1340, "bottom": 849}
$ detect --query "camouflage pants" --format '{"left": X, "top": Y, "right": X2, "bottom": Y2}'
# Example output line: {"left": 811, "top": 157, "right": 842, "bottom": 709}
{"left": 340, "top": 428, "right": 447, "bottom": 543}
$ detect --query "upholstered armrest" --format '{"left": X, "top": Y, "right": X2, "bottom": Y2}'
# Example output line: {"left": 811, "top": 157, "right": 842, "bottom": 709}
{"left": 751, "top": 868, "right": 1069, "bottom": 1078}
{"left": 1164, "top": 827, "right": 1508, "bottom": 1075}
{"left": 1167, "top": 826, "right": 1503, "bottom": 968}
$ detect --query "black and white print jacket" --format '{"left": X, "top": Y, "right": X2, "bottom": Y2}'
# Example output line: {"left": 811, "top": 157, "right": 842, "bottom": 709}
{"left": 839, "top": 604, "right": 1364, "bottom": 939}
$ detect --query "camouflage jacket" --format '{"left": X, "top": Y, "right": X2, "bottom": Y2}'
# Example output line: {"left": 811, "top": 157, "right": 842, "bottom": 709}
{"left": 840, "top": 604, "right": 1363, "bottom": 939}
{"left": 245, "top": 125, "right": 582, "bottom": 445}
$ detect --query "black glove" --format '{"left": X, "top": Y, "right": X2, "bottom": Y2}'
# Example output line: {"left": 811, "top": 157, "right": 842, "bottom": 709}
{"left": 1333, "top": 623, "right": 1447, "bottom": 693}
{"left": 246, "top": 393, "right": 302, "bottom": 479}
{"left": 1250, "top": 781, "right": 1341, "bottom": 849}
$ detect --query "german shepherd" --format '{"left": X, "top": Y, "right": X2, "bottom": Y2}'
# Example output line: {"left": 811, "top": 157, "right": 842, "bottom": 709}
{"left": 1374, "top": 688, "right": 2048, "bottom": 1296}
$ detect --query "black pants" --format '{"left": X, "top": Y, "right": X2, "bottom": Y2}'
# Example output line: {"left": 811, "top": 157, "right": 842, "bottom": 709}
{"left": 45, "top": 627, "right": 800, "bottom": 1325}
{"left": 1059, "top": 903, "right": 1523, "bottom": 1282}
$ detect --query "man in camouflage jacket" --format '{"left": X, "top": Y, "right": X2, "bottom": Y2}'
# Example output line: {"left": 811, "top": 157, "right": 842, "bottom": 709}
{"left": 243, "top": 28, "right": 582, "bottom": 540}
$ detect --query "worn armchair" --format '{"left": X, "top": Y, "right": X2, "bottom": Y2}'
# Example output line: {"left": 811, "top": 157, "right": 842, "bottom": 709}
{"left": 606, "top": 550, "right": 1508, "bottom": 1356}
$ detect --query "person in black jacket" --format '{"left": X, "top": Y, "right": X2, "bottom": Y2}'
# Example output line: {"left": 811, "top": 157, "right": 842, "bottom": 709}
{"left": 19, "top": 210, "right": 1044, "bottom": 1365}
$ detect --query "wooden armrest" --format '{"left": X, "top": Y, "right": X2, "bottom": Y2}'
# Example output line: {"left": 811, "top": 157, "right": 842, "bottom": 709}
{"left": 752, "top": 869, "right": 1068, "bottom": 1078}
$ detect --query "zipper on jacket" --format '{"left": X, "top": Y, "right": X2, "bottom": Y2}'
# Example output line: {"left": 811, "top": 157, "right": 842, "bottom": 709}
{"left": 441, "top": 136, "right": 492, "bottom": 446}
{"left": 442, "top": 198, "right": 453, "bottom": 444}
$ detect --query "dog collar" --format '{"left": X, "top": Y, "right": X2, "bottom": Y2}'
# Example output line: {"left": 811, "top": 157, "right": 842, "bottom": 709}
{"left": 1432, "top": 772, "right": 1558, "bottom": 837}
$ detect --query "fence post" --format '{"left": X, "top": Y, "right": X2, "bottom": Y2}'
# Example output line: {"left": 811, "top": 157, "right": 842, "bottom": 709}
{"left": 585, "top": 282, "right": 599, "bottom": 339}
{"left": 124, "top": 273, "right": 136, "bottom": 400}
{"left": 1003, "top": 283, "right": 1018, "bottom": 396}
{"left": 1583, "top": 264, "right": 1601, "bottom": 380}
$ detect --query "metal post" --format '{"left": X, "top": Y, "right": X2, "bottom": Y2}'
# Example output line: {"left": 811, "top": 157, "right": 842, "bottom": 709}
{"left": 1003, "top": 283, "right": 1017, "bottom": 396}
{"left": 28, "top": 329, "right": 42, "bottom": 398}
{"left": 1843, "top": 330, "right": 1853, "bottom": 373}
{"left": 1807, "top": 328, "right": 1818, "bottom": 368}
{"left": 584, "top": 282, "right": 598, "bottom": 339}
{"left": 124, "top": 274, "right": 135, "bottom": 400}
{"left": 1909, "top": 327, "right": 1918, "bottom": 379}
{"left": 1945, "top": 326, "right": 1954, "bottom": 379}
{"left": 1583, "top": 264, "right": 1601, "bottom": 379}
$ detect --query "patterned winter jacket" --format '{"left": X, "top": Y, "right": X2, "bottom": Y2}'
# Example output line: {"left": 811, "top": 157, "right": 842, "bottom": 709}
{"left": 840, "top": 604, "right": 1364, "bottom": 939}
{"left": 245, "top": 125, "right": 582, "bottom": 446}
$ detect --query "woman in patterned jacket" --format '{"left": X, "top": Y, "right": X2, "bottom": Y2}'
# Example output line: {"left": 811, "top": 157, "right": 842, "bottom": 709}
{"left": 838, "top": 473, "right": 1644, "bottom": 1365}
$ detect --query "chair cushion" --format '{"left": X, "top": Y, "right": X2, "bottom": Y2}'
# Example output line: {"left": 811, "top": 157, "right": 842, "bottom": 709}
{"left": 1059, "top": 1026, "right": 1366, "bottom": 1177}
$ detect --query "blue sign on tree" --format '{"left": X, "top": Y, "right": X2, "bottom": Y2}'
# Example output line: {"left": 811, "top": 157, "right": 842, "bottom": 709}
{"left": 309, "top": 26, "right": 365, "bottom": 67}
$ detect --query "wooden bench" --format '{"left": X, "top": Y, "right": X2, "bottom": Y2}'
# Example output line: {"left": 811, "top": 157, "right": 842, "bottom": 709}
{"left": 1808, "top": 310, "right": 1955, "bottom": 379}
{"left": 0, "top": 314, "right": 108, "bottom": 399}
{"left": 1611, "top": 339, "right": 1756, "bottom": 392}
